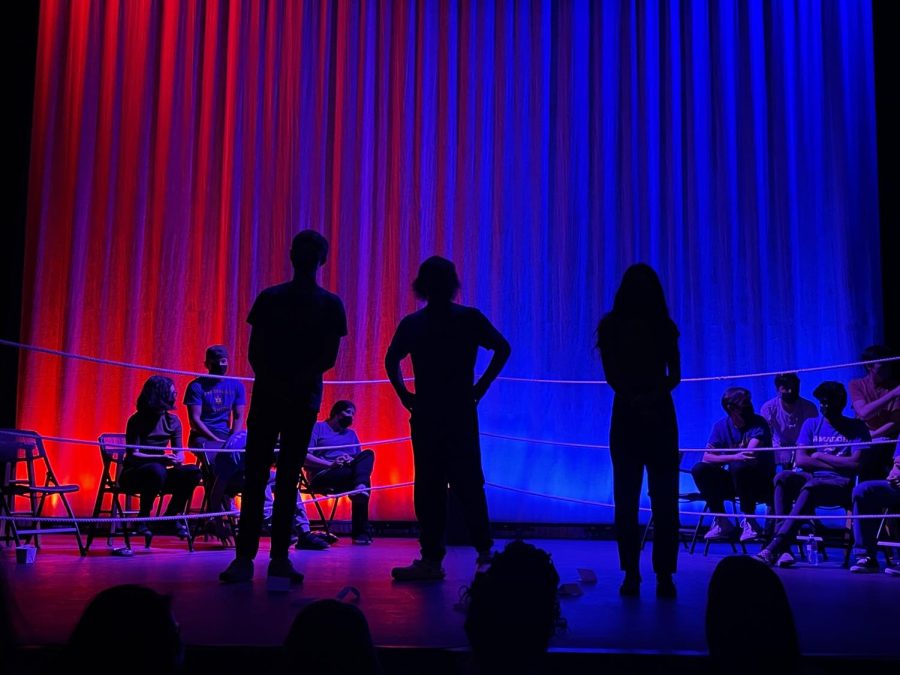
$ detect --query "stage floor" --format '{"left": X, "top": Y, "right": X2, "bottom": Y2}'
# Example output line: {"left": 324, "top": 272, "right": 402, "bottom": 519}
{"left": 5, "top": 536, "right": 899, "bottom": 660}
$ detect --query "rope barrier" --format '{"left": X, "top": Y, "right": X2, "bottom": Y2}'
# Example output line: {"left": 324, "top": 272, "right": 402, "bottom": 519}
{"left": 0, "top": 482, "right": 415, "bottom": 526}
{"left": 497, "top": 356, "right": 900, "bottom": 385}
{"left": 485, "top": 482, "right": 898, "bottom": 520}
{"left": 480, "top": 431, "right": 897, "bottom": 453}
{"left": 2, "top": 428, "right": 893, "bottom": 457}
{"left": 0, "top": 428, "right": 411, "bottom": 454}
{"left": 3, "top": 338, "right": 899, "bottom": 386}
{"left": 0, "top": 338, "right": 402, "bottom": 385}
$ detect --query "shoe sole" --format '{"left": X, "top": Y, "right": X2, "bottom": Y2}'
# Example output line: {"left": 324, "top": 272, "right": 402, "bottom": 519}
{"left": 850, "top": 567, "right": 880, "bottom": 574}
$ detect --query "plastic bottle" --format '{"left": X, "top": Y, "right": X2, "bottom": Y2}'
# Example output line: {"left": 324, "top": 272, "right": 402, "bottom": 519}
{"left": 805, "top": 533, "right": 818, "bottom": 566}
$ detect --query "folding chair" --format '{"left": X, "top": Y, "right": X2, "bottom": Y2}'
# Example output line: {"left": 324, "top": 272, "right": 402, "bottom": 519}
{"left": 88, "top": 433, "right": 195, "bottom": 552}
{"left": 875, "top": 508, "right": 900, "bottom": 564}
{"left": 299, "top": 471, "right": 342, "bottom": 541}
{"left": 640, "top": 453, "right": 745, "bottom": 555}
{"left": 0, "top": 429, "right": 86, "bottom": 555}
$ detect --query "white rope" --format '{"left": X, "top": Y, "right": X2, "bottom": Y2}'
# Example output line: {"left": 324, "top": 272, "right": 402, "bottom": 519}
{"left": 481, "top": 431, "right": 897, "bottom": 453}
{"left": 496, "top": 355, "right": 900, "bottom": 385}
{"left": 0, "top": 482, "right": 416, "bottom": 526}
{"left": 0, "top": 429, "right": 410, "bottom": 454}
{"left": 3, "top": 338, "right": 898, "bottom": 386}
{"left": 0, "top": 338, "right": 403, "bottom": 385}
{"left": 485, "top": 482, "right": 898, "bottom": 520}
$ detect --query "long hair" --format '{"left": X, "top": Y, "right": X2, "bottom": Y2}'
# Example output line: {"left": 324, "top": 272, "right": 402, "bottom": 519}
{"left": 136, "top": 376, "right": 176, "bottom": 413}
{"left": 596, "top": 263, "right": 678, "bottom": 350}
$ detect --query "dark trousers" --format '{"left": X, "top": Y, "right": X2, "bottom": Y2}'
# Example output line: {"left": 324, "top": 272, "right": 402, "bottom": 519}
{"left": 691, "top": 460, "right": 773, "bottom": 515}
{"left": 310, "top": 449, "right": 375, "bottom": 537}
{"left": 410, "top": 407, "right": 492, "bottom": 562}
{"left": 852, "top": 480, "right": 900, "bottom": 556}
{"left": 236, "top": 386, "right": 318, "bottom": 560}
{"left": 120, "top": 463, "right": 201, "bottom": 517}
{"left": 769, "top": 471, "right": 852, "bottom": 553}
{"left": 609, "top": 395, "right": 679, "bottom": 576}
{"left": 191, "top": 437, "right": 244, "bottom": 512}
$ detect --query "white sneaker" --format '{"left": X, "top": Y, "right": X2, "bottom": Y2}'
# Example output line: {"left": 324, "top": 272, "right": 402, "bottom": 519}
{"left": 704, "top": 518, "right": 736, "bottom": 540}
{"left": 885, "top": 564, "right": 900, "bottom": 577}
{"left": 739, "top": 518, "right": 761, "bottom": 542}
{"left": 776, "top": 552, "right": 796, "bottom": 568}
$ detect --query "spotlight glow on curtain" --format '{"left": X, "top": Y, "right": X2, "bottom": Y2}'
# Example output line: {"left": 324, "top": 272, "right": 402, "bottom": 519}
{"left": 22, "top": 0, "right": 881, "bottom": 521}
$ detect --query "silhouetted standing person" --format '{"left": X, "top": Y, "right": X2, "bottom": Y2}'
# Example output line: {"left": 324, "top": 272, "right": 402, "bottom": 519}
{"left": 220, "top": 230, "right": 347, "bottom": 590}
{"left": 597, "top": 264, "right": 681, "bottom": 598}
{"left": 385, "top": 256, "right": 511, "bottom": 581}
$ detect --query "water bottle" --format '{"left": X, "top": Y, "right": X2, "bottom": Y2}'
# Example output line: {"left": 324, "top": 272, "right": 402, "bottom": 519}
{"left": 805, "top": 534, "right": 818, "bottom": 566}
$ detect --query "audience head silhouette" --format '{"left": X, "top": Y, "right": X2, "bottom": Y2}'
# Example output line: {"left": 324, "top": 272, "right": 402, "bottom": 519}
{"left": 290, "top": 229, "right": 329, "bottom": 272}
{"left": 464, "top": 540, "right": 560, "bottom": 673}
{"left": 136, "top": 375, "right": 177, "bottom": 413}
{"left": 706, "top": 556, "right": 799, "bottom": 673}
{"left": 283, "top": 599, "right": 381, "bottom": 675}
{"left": 66, "top": 584, "right": 183, "bottom": 674}
{"left": 413, "top": 255, "right": 460, "bottom": 303}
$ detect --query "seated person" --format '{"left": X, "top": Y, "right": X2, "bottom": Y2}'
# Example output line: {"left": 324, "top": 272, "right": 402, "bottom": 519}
{"left": 120, "top": 376, "right": 201, "bottom": 538}
{"left": 849, "top": 345, "right": 900, "bottom": 479}
{"left": 760, "top": 373, "right": 818, "bottom": 470}
{"left": 303, "top": 400, "right": 375, "bottom": 545}
{"left": 755, "top": 381, "right": 871, "bottom": 567}
{"left": 849, "top": 438, "right": 900, "bottom": 575}
{"left": 183, "top": 345, "right": 246, "bottom": 516}
{"left": 692, "top": 387, "right": 775, "bottom": 542}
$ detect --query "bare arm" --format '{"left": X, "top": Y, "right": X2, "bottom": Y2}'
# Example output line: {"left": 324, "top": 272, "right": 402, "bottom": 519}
{"left": 231, "top": 403, "right": 246, "bottom": 434}
{"left": 385, "top": 354, "right": 415, "bottom": 411}
{"left": 795, "top": 448, "right": 835, "bottom": 471}
{"left": 473, "top": 337, "right": 511, "bottom": 403}
{"left": 851, "top": 385, "right": 900, "bottom": 421}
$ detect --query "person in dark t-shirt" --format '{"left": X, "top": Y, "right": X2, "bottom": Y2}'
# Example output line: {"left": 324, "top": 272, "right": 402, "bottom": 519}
{"left": 692, "top": 388, "right": 775, "bottom": 543}
{"left": 184, "top": 345, "right": 246, "bottom": 537}
{"left": 220, "top": 230, "right": 347, "bottom": 590}
{"left": 385, "top": 256, "right": 510, "bottom": 581}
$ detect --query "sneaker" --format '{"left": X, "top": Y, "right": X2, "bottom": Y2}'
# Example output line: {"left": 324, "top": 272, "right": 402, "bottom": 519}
{"left": 391, "top": 559, "right": 446, "bottom": 581}
{"left": 352, "top": 533, "right": 373, "bottom": 545}
{"left": 219, "top": 557, "right": 254, "bottom": 583}
{"left": 753, "top": 548, "right": 776, "bottom": 566}
{"left": 266, "top": 557, "right": 304, "bottom": 592}
{"left": 884, "top": 564, "right": 900, "bottom": 577}
{"left": 776, "top": 552, "right": 796, "bottom": 568}
{"left": 704, "top": 518, "right": 736, "bottom": 540}
{"left": 295, "top": 531, "right": 330, "bottom": 550}
{"left": 850, "top": 556, "right": 880, "bottom": 574}
{"left": 739, "top": 518, "right": 761, "bottom": 543}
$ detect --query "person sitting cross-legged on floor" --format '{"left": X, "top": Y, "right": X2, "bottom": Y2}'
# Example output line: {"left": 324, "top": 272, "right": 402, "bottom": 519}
{"left": 692, "top": 387, "right": 775, "bottom": 543}
{"left": 848, "top": 438, "right": 900, "bottom": 575}
{"left": 755, "top": 381, "right": 872, "bottom": 568}
{"left": 303, "top": 400, "right": 375, "bottom": 546}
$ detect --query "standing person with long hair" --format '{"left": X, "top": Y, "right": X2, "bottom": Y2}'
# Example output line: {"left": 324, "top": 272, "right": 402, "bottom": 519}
{"left": 596, "top": 264, "right": 681, "bottom": 598}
